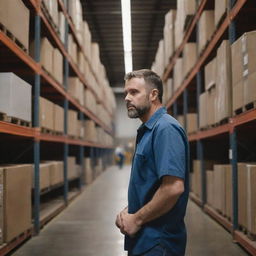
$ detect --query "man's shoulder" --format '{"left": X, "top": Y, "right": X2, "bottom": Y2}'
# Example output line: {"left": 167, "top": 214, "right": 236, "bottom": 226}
{"left": 155, "top": 113, "right": 182, "bottom": 130}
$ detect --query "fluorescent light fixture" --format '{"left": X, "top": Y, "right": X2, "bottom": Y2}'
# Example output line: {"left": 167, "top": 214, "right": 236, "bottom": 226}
{"left": 121, "top": 0, "right": 133, "bottom": 74}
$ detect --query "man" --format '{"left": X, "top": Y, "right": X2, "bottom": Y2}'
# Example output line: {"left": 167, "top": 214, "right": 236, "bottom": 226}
{"left": 115, "top": 69, "right": 189, "bottom": 256}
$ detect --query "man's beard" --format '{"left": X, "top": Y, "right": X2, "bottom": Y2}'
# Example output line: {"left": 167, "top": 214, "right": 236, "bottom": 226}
{"left": 127, "top": 102, "right": 151, "bottom": 119}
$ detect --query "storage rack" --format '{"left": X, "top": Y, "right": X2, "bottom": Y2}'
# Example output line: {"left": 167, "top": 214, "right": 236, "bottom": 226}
{"left": 163, "top": 0, "right": 256, "bottom": 255}
{"left": 0, "top": 0, "right": 114, "bottom": 254}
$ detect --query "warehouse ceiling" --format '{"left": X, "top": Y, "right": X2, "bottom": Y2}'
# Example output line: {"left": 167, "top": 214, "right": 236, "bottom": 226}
{"left": 82, "top": 0, "right": 176, "bottom": 88}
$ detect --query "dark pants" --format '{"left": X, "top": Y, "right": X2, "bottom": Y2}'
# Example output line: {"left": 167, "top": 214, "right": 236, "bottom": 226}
{"left": 129, "top": 245, "right": 172, "bottom": 256}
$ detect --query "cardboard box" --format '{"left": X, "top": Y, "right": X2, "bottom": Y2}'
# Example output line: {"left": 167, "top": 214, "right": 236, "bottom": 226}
{"left": 58, "top": 11, "right": 65, "bottom": 44}
{"left": 41, "top": 38, "right": 54, "bottom": 74}
{"left": 238, "top": 163, "right": 247, "bottom": 228}
{"left": 67, "top": 157, "right": 77, "bottom": 180}
{"left": 163, "top": 10, "right": 176, "bottom": 67}
{"left": 68, "top": 110, "right": 77, "bottom": 137}
{"left": 68, "top": 34, "right": 77, "bottom": 64}
{"left": 206, "top": 170, "right": 214, "bottom": 206}
{"left": 84, "top": 89, "right": 97, "bottom": 114}
{"left": 68, "top": 77, "right": 84, "bottom": 106}
{"left": 225, "top": 165, "right": 232, "bottom": 219}
{"left": 43, "top": 0, "right": 58, "bottom": 27}
{"left": 53, "top": 104, "right": 64, "bottom": 133}
{"left": 84, "top": 120, "right": 97, "bottom": 142}
{"left": 84, "top": 158, "right": 93, "bottom": 184}
{"left": 205, "top": 58, "right": 216, "bottom": 91}
{"left": 232, "top": 81, "right": 244, "bottom": 112}
{"left": 214, "top": 0, "right": 228, "bottom": 27}
{"left": 0, "top": 73, "right": 31, "bottom": 122}
{"left": 0, "top": 0, "right": 30, "bottom": 50}
{"left": 83, "top": 21, "right": 92, "bottom": 62}
{"left": 39, "top": 97, "right": 54, "bottom": 130}
{"left": 198, "top": 11, "right": 215, "bottom": 54}
{"left": 207, "top": 87, "right": 216, "bottom": 126}
{"left": 187, "top": 113, "right": 198, "bottom": 134}
{"left": 213, "top": 165, "right": 226, "bottom": 214}
{"left": 246, "top": 164, "right": 256, "bottom": 235}
{"left": 183, "top": 43, "right": 197, "bottom": 77}
{"left": 174, "top": 58, "right": 183, "bottom": 91}
{"left": 216, "top": 40, "right": 232, "bottom": 123}
{"left": 199, "top": 92, "right": 207, "bottom": 129}
{"left": 48, "top": 161, "right": 64, "bottom": 186}
{"left": 52, "top": 48, "right": 63, "bottom": 85}
{"left": 244, "top": 71, "right": 256, "bottom": 105}
{"left": 231, "top": 37, "right": 244, "bottom": 86}
{"left": 39, "top": 163, "right": 51, "bottom": 190}
{"left": 0, "top": 165, "right": 32, "bottom": 244}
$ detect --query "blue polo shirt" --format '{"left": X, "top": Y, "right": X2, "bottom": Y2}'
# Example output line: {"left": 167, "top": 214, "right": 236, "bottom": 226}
{"left": 125, "top": 107, "right": 189, "bottom": 256}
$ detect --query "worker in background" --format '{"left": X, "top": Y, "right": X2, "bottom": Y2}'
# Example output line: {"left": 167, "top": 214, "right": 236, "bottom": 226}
{"left": 115, "top": 69, "right": 189, "bottom": 256}
{"left": 115, "top": 145, "right": 125, "bottom": 169}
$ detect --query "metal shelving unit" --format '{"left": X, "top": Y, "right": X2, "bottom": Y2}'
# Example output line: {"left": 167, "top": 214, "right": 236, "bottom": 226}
{"left": 163, "top": 0, "right": 256, "bottom": 255}
{"left": 0, "top": 0, "right": 114, "bottom": 254}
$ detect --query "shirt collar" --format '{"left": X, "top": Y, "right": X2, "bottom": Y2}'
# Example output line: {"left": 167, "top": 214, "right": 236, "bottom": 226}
{"left": 143, "top": 107, "right": 166, "bottom": 130}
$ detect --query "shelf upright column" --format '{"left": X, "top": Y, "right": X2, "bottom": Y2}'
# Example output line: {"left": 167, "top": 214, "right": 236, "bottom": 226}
{"left": 63, "top": 11, "right": 70, "bottom": 205}
{"left": 90, "top": 147, "right": 95, "bottom": 179}
{"left": 230, "top": 129, "right": 238, "bottom": 233}
{"left": 228, "top": 0, "right": 238, "bottom": 235}
{"left": 33, "top": 13, "right": 41, "bottom": 235}
{"left": 196, "top": 68, "right": 205, "bottom": 205}
{"left": 183, "top": 88, "right": 188, "bottom": 132}
{"left": 79, "top": 112, "right": 85, "bottom": 188}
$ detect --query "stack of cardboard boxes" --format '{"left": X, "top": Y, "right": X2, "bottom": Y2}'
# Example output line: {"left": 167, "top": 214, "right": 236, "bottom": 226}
{"left": 231, "top": 31, "right": 256, "bottom": 114}
{"left": 0, "top": 0, "right": 30, "bottom": 51}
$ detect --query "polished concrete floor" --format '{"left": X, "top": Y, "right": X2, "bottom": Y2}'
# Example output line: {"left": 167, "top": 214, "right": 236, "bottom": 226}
{"left": 13, "top": 165, "right": 248, "bottom": 256}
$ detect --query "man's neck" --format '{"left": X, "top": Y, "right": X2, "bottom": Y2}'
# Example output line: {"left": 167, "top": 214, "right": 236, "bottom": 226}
{"left": 140, "top": 104, "right": 163, "bottom": 123}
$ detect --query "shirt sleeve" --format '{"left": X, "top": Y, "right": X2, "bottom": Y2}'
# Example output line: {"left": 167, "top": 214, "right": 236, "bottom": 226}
{"left": 153, "top": 123, "right": 187, "bottom": 180}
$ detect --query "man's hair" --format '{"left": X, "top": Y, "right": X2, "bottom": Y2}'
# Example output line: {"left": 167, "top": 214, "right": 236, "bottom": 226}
{"left": 124, "top": 69, "right": 163, "bottom": 103}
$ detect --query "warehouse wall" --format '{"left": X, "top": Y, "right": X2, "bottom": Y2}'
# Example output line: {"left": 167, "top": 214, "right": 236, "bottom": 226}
{"left": 115, "top": 94, "right": 141, "bottom": 141}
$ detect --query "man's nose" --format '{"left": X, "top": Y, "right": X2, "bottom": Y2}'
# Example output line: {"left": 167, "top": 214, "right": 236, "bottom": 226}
{"left": 125, "top": 94, "right": 130, "bottom": 102}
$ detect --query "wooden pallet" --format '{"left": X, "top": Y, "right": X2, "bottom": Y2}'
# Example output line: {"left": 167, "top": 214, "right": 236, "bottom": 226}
{"left": 233, "top": 101, "right": 256, "bottom": 116}
{"left": 40, "top": 127, "right": 54, "bottom": 135}
{"left": 0, "top": 112, "right": 31, "bottom": 127}
{"left": 0, "top": 22, "right": 28, "bottom": 53}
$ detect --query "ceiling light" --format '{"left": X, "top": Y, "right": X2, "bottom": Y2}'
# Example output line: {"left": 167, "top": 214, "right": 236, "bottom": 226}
{"left": 121, "top": 0, "right": 133, "bottom": 74}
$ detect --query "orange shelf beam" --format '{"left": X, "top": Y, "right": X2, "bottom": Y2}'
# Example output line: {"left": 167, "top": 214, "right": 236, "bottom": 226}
{"left": 0, "top": 229, "right": 32, "bottom": 256}
{"left": 204, "top": 204, "right": 233, "bottom": 232}
{"left": 231, "top": 109, "right": 256, "bottom": 128}
{"left": 166, "top": 0, "right": 247, "bottom": 109}
{"left": 234, "top": 231, "right": 256, "bottom": 256}
{"left": 0, "top": 121, "right": 35, "bottom": 137}
{"left": 188, "top": 123, "right": 230, "bottom": 141}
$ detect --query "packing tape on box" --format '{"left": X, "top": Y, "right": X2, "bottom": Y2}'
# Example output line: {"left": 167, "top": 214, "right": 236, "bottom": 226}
{"left": 241, "top": 35, "right": 247, "bottom": 53}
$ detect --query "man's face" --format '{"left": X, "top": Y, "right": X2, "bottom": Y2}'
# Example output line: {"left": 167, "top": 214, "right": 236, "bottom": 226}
{"left": 124, "top": 77, "right": 151, "bottom": 118}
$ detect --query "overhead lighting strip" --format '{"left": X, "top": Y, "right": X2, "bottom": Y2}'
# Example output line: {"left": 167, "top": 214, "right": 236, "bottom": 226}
{"left": 121, "top": 0, "right": 133, "bottom": 73}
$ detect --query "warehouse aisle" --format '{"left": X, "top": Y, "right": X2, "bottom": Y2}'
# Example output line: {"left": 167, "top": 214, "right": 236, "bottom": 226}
{"left": 13, "top": 165, "right": 248, "bottom": 256}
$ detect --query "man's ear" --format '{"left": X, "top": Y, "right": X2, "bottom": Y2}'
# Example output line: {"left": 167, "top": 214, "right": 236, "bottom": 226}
{"left": 150, "top": 89, "right": 159, "bottom": 102}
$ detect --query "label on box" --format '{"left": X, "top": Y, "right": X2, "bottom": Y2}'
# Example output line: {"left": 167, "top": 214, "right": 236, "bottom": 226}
{"left": 229, "top": 149, "right": 232, "bottom": 160}
{"left": 243, "top": 54, "right": 248, "bottom": 66}
{"left": 243, "top": 69, "right": 249, "bottom": 78}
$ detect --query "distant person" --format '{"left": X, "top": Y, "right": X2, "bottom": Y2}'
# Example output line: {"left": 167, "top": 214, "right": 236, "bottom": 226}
{"left": 115, "top": 145, "right": 125, "bottom": 169}
{"left": 115, "top": 69, "right": 189, "bottom": 256}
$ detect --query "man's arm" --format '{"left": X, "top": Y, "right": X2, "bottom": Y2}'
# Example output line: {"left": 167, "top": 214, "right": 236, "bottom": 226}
{"left": 120, "top": 175, "right": 184, "bottom": 236}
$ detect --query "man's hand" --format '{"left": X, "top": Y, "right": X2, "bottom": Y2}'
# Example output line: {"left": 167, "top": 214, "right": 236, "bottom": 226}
{"left": 120, "top": 211, "right": 142, "bottom": 237}
{"left": 115, "top": 207, "right": 128, "bottom": 233}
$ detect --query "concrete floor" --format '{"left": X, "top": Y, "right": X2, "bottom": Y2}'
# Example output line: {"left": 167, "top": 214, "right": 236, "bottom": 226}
{"left": 12, "top": 165, "right": 248, "bottom": 256}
